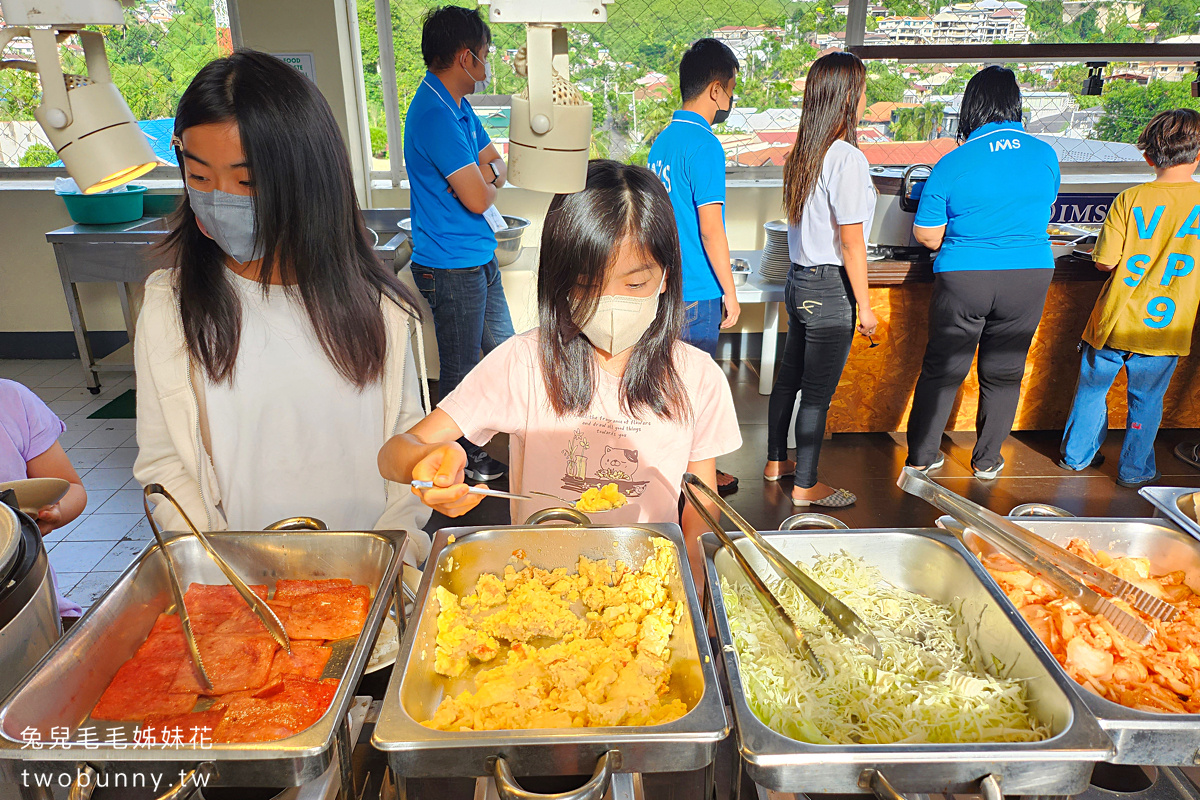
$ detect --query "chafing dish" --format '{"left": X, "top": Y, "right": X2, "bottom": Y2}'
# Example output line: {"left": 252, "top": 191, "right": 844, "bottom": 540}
{"left": 705, "top": 528, "right": 1111, "bottom": 796}
{"left": 0, "top": 529, "right": 405, "bottom": 794}
{"left": 963, "top": 516, "right": 1200, "bottom": 766}
{"left": 372, "top": 523, "right": 728, "bottom": 796}
{"left": 1141, "top": 487, "right": 1200, "bottom": 542}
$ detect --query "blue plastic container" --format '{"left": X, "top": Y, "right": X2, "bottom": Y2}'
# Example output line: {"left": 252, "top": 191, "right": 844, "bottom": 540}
{"left": 57, "top": 184, "right": 148, "bottom": 225}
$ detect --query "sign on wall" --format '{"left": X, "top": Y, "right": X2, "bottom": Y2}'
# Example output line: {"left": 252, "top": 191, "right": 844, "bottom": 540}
{"left": 271, "top": 53, "right": 316, "bottom": 83}
{"left": 1051, "top": 193, "right": 1117, "bottom": 226}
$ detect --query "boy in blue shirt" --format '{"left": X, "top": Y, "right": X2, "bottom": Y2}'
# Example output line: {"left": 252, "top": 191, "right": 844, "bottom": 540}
{"left": 648, "top": 38, "right": 741, "bottom": 493}
{"left": 1059, "top": 109, "right": 1200, "bottom": 487}
{"left": 405, "top": 5, "right": 514, "bottom": 482}
{"left": 648, "top": 38, "right": 741, "bottom": 356}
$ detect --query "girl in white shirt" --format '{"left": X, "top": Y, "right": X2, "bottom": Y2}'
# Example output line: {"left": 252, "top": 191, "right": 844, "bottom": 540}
{"left": 134, "top": 51, "right": 432, "bottom": 559}
{"left": 763, "top": 52, "right": 878, "bottom": 508}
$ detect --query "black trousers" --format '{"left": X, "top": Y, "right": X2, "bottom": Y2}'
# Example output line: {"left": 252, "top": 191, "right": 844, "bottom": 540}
{"left": 906, "top": 268, "right": 1053, "bottom": 469}
{"left": 767, "top": 265, "right": 856, "bottom": 489}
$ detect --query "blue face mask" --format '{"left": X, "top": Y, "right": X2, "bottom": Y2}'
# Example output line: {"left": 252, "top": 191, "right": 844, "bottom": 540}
{"left": 187, "top": 186, "right": 261, "bottom": 264}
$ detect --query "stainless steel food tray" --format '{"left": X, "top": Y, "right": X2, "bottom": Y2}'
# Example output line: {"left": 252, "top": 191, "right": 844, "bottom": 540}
{"left": 705, "top": 528, "right": 1111, "bottom": 796}
{"left": 1141, "top": 487, "right": 1200, "bottom": 541}
{"left": 0, "top": 529, "right": 405, "bottom": 788}
{"left": 373, "top": 523, "right": 728, "bottom": 779}
{"left": 964, "top": 516, "right": 1200, "bottom": 766}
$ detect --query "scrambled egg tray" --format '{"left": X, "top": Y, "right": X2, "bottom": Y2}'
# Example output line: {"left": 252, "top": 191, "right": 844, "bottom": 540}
{"left": 423, "top": 538, "right": 689, "bottom": 731}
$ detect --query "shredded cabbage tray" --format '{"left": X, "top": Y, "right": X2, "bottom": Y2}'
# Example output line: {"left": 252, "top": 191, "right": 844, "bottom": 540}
{"left": 720, "top": 551, "right": 1050, "bottom": 745}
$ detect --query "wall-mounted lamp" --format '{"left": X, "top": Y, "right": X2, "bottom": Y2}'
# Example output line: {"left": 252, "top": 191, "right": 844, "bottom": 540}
{"left": 1, "top": 0, "right": 158, "bottom": 193}
{"left": 1082, "top": 62, "right": 1107, "bottom": 96}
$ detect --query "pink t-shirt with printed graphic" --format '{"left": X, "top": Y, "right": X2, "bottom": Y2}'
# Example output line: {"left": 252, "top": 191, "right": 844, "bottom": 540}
{"left": 439, "top": 332, "right": 742, "bottom": 525}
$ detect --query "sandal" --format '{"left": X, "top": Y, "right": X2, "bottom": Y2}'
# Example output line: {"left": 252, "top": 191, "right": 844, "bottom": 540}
{"left": 1176, "top": 442, "right": 1200, "bottom": 471}
{"left": 790, "top": 487, "right": 856, "bottom": 508}
{"left": 717, "top": 470, "right": 739, "bottom": 496}
{"left": 763, "top": 460, "right": 795, "bottom": 482}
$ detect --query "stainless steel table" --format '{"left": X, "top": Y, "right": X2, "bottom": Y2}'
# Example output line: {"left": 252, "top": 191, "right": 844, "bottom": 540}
{"left": 45, "top": 217, "right": 167, "bottom": 393}
{"left": 46, "top": 212, "right": 412, "bottom": 393}
{"left": 730, "top": 250, "right": 784, "bottom": 395}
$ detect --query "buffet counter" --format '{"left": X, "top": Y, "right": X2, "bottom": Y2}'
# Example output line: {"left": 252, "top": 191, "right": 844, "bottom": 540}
{"left": 820, "top": 256, "right": 1200, "bottom": 433}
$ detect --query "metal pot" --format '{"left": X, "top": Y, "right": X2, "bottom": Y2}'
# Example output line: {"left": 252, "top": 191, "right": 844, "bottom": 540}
{"left": 493, "top": 215, "right": 531, "bottom": 267}
{"left": 0, "top": 494, "right": 60, "bottom": 703}
{"left": 398, "top": 216, "right": 531, "bottom": 268}
{"left": 869, "top": 164, "right": 933, "bottom": 250}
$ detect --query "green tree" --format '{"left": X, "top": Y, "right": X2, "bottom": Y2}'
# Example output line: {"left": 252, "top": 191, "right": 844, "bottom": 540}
{"left": 865, "top": 63, "right": 907, "bottom": 105}
{"left": 944, "top": 64, "right": 978, "bottom": 95}
{"left": 1143, "top": 0, "right": 1200, "bottom": 38}
{"left": 1095, "top": 80, "right": 1200, "bottom": 143}
{"left": 892, "top": 102, "right": 944, "bottom": 141}
{"left": 18, "top": 142, "right": 57, "bottom": 167}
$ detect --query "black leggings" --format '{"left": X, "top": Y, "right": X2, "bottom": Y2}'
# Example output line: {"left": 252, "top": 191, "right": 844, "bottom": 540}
{"left": 766, "top": 265, "right": 856, "bottom": 489}
{"left": 906, "top": 268, "right": 1053, "bottom": 469}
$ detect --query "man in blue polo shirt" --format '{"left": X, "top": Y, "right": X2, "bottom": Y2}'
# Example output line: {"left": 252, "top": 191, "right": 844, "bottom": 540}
{"left": 648, "top": 38, "right": 741, "bottom": 356}
{"left": 905, "top": 66, "right": 1061, "bottom": 479}
{"left": 406, "top": 5, "right": 513, "bottom": 482}
{"left": 647, "top": 38, "right": 741, "bottom": 494}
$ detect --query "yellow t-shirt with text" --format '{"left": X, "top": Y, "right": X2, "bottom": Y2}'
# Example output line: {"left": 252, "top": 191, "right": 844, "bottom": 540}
{"left": 1083, "top": 181, "right": 1200, "bottom": 356}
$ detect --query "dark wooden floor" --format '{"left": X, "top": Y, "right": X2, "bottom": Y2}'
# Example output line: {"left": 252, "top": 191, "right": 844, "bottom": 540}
{"left": 426, "top": 359, "right": 1200, "bottom": 536}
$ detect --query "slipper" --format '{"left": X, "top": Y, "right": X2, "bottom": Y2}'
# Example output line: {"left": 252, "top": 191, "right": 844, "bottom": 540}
{"left": 906, "top": 453, "right": 945, "bottom": 473}
{"left": 1116, "top": 471, "right": 1160, "bottom": 489}
{"left": 973, "top": 455, "right": 1005, "bottom": 481}
{"left": 1176, "top": 442, "right": 1200, "bottom": 471}
{"left": 717, "top": 470, "right": 739, "bottom": 496}
{"left": 763, "top": 461, "right": 796, "bottom": 482}
{"left": 790, "top": 487, "right": 856, "bottom": 508}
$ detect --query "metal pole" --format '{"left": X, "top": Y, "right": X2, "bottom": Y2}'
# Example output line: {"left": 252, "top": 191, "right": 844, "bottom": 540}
{"left": 846, "top": 0, "right": 868, "bottom": 48}
{"left": 375, "top": 0, "right": 405, "bottom": 188}
{"left": 345, "top": 0, "right": 375, "bottom": 207}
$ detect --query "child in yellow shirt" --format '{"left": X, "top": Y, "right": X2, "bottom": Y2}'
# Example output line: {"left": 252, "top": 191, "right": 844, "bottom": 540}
{"left": 1060, "top": 109, "right": 1200, "bottom": 487}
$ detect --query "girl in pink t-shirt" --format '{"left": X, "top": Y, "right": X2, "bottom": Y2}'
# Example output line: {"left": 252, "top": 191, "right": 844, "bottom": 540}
{"left": 379, "top": 160, "right": 741, "bottom": 585}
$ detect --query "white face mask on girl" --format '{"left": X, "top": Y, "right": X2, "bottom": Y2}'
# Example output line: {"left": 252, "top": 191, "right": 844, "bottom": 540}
{"left": 575, "top": 279, "right": 664, "bottom": 356}
{"left": 463, "top": 50, "right": 492, "bottom": 95}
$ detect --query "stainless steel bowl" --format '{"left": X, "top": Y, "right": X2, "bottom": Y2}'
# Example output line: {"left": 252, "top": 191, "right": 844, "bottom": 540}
{"left": 399, "top": 215, "right": 530, "bottom": 268}
{"left": 731, "top": 258, "right": 751, "bottom": 287}
{"left": 494, "top": 215, "right": 531, "bottom": 267}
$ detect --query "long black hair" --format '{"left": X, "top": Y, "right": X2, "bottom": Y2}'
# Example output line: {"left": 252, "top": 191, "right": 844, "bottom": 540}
{"left": 958, "top": 66, "right": 1023, "bottom": 143}
{"left": 537, "top": 160, "right": 690, "bottom": 422}
{"left": 164, "top": 49, "right": 420, "bottom": 388}
{"left": 783, "top": 52, "right": 866, "bottom": 225}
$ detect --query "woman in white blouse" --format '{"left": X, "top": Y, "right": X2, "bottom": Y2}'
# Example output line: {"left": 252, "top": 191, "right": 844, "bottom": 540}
{"left": 134, "top": 51, "right": 433, "bottom": 561}
{"left": 763, "top": 52, "right": 878, "bottom": 508}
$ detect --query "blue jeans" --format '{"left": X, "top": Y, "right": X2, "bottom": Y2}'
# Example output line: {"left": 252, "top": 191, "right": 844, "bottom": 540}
{"left": 1061, "top": 344, "right": 1178, "bottom": 483}
{"left": 682, "top": 298, "right": 722, "bottom": 357}
{"left": 412, "top": 257, "right": 515, "bottom": 399}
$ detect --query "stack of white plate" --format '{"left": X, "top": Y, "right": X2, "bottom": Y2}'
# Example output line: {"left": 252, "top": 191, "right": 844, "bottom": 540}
{"left": 760, "top": 219, "right": 791, "bottom": 283}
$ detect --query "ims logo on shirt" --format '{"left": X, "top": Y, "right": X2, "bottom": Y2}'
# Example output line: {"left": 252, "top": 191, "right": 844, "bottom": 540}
{"left": 648, "top": 160, "right": 671, "bottom": 193}
{"left": 988, "top": 138, "right": 1022, "bottom": 152}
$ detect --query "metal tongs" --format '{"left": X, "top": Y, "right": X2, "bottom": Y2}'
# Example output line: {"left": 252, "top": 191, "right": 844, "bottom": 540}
{"left": 143, "top": 484, "right": 292, "bottom": 691}
{"left": 897, "top": 467, "right": 1157, "bottom": 645}
{"left": 682, "top": 473, "right": 882, "bottom": 666}
{"left": 682, "top": 477, "right": 825, "bottom": 676}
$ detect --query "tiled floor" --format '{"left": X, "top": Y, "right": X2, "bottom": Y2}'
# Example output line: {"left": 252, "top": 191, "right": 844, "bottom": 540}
{"left": 0, "top": 358, "right": 149, "bottom": 613}
{"left": 4, "top": 356, "right": 1200, "bottom": 617}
